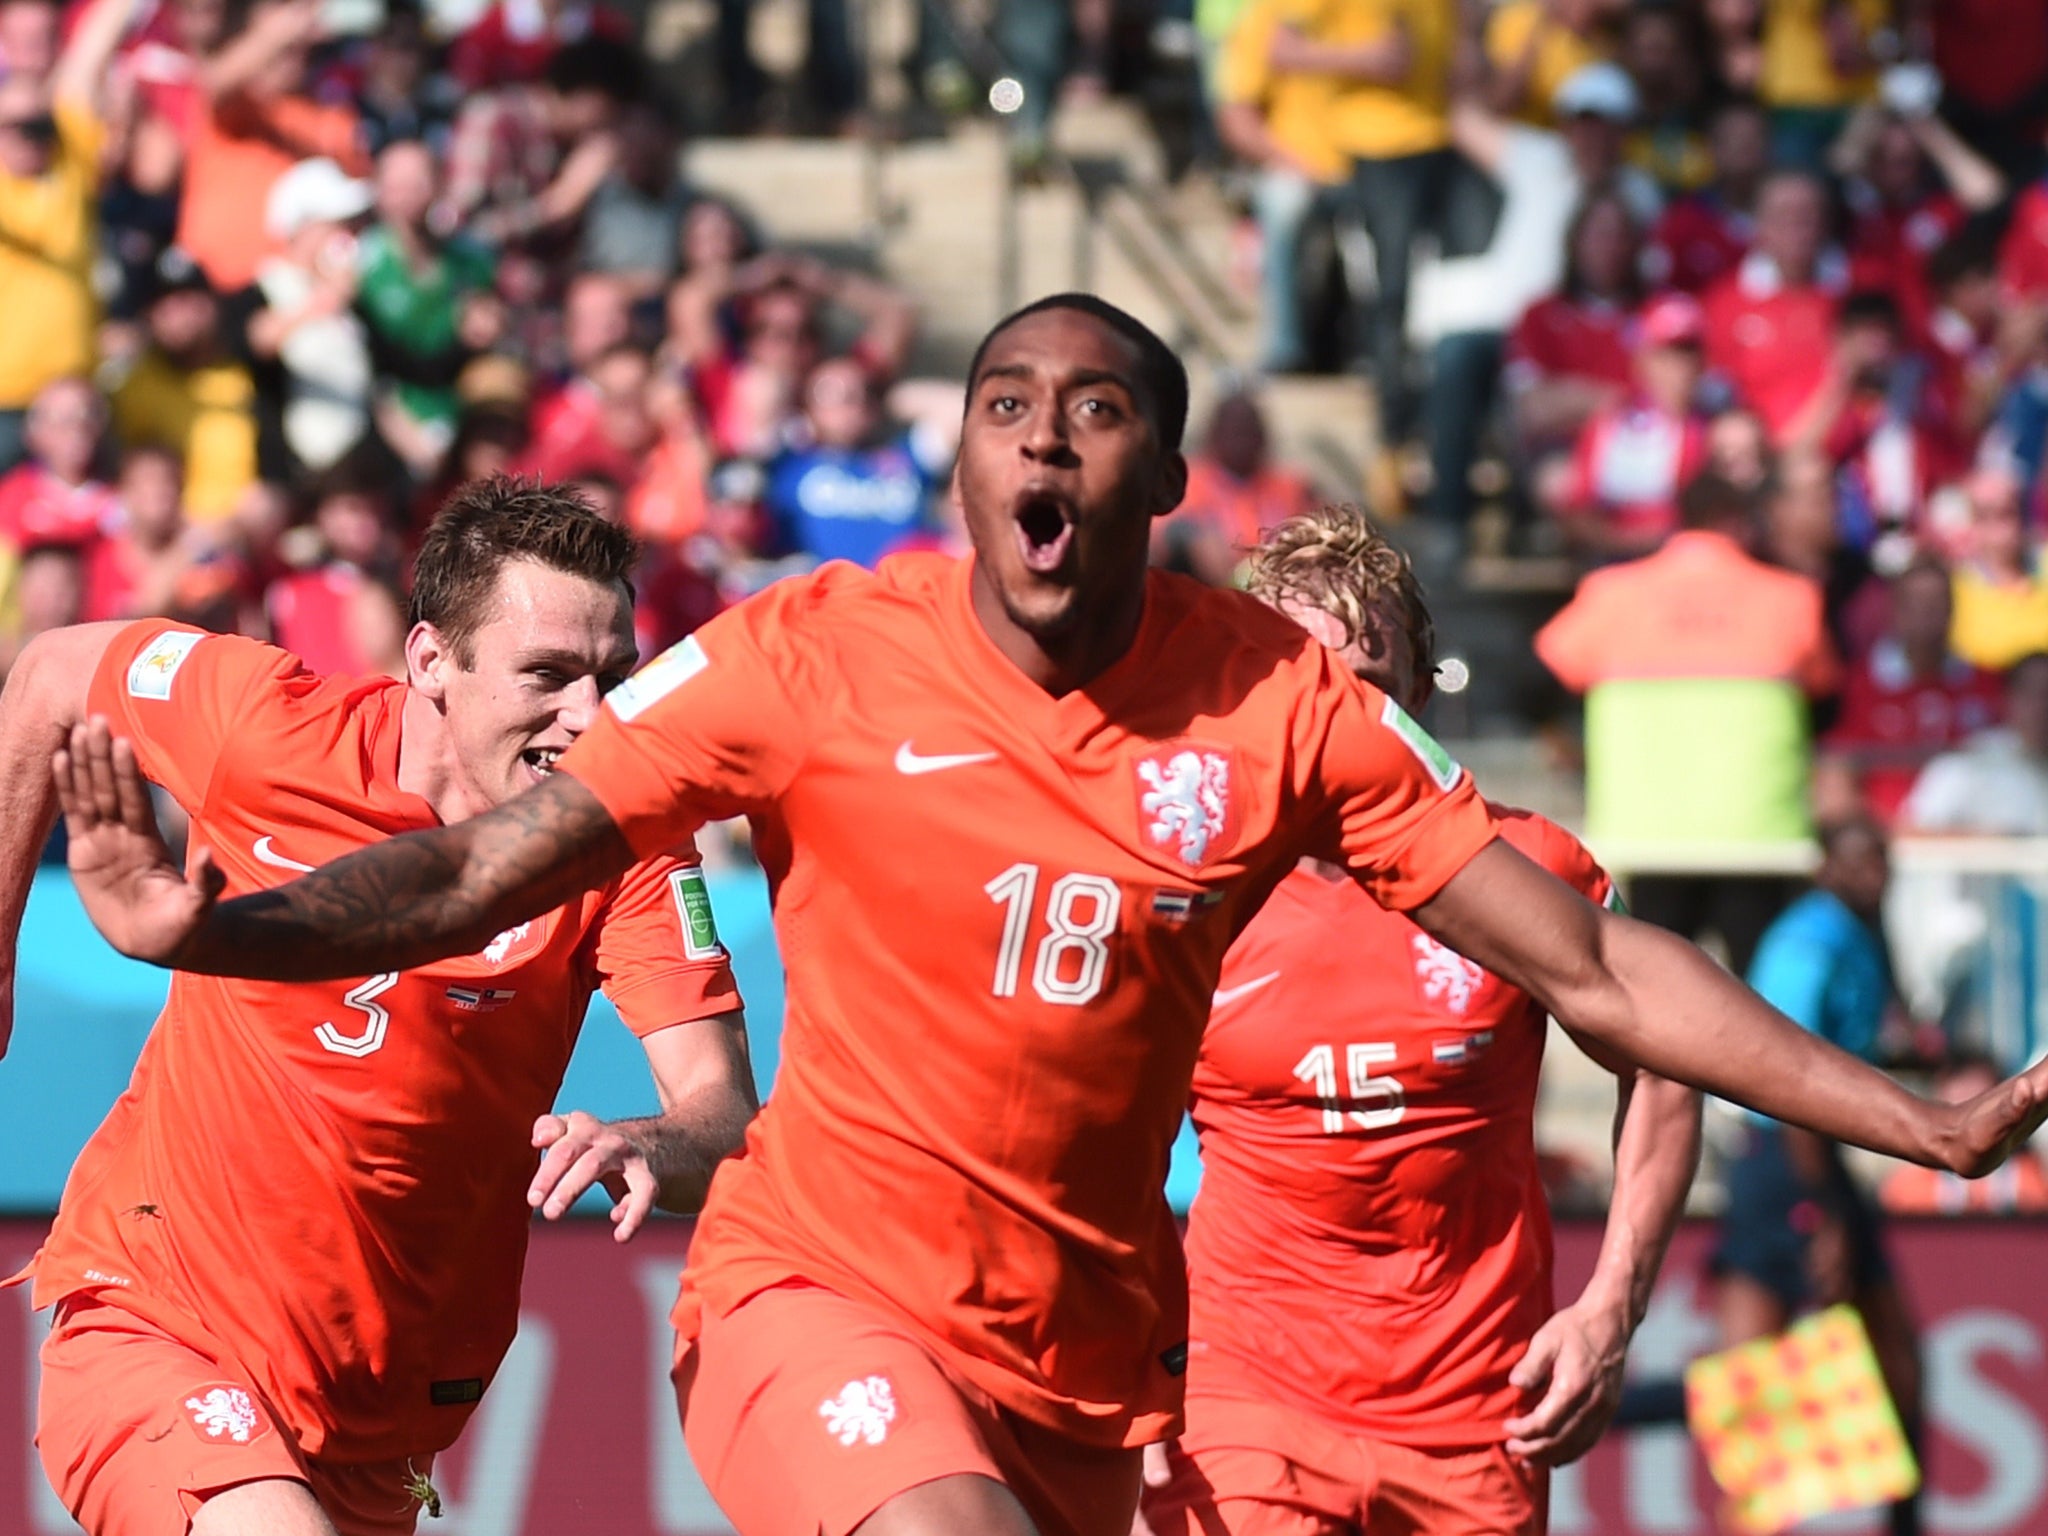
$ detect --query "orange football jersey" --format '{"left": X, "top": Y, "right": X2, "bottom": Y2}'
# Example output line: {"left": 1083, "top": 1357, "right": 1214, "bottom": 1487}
{"left": 19, "top": 623, "right": 741, "bottom": 1462}
{"left": 560, "top": 554, "right": 1499, "bottom": 1448}
{"left": 1183, "top": 810, "right": 1612, "bottom": 1444}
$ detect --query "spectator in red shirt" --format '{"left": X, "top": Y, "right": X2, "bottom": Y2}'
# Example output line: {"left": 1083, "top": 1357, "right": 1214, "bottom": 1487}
{"left": 1818, "top": 557, "right": 2004, "bottom": 826}
{"left": 1921, "top": 0, "right": 2048, "bottom": 181}
{"left": 1702, "top": 167, "right": 1842, "bottom": 441}
{"left": 1787, "top": 291, "right": 1965, "bottom": 569}
{"left": 266, "top": 457, "right": 401, "bottom": 676}
{"left": 1999, "top": 168, "right": 2048, "bottom": 308}
{"left": 0, "top": 540, "right": 84, "bottom": 681}
{"left": 82, "top": 442, "right": 247, "bottom": 629}
{"left": 449, "top": 0, "right": 629, "bottom": 92}
{"left": 518, "top": 344, "right": 657, "bottom": 488}
{"left": 1543, "top": 291, "right": 1710, "bottom": 562}
{"left": 0, "top": 377, "right": 117, "bottom": 553}
{"left": 1152, "top": 391, "right": 1317, "bottom": 587}
{"left": 1924, "top": 227, "right": 2014, "bottom": 444}
{"left": 1833, "top": 100, "right": 2006, "bottom": 345}
{"left": 513, "top": 272, "right": 633, "bottom": 474}
{"left": 1645, "top": 95, "right": 1768, "bottom": 293}
{"left": 1506, "top": 188, "right": 1643, "bottom": 472}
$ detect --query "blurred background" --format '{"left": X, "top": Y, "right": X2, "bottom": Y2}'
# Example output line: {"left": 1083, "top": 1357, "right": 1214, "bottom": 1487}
{"left": 5, "top": 0, "right": 2048, "bottom": 1527}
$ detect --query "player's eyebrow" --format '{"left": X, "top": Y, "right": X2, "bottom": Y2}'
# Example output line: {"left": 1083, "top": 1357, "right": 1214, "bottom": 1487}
{"left": 975, "top": 362, "right": 1138, "bottom": 397}
{"left": 519, "top": 646, "right": 638, "bottom": 676}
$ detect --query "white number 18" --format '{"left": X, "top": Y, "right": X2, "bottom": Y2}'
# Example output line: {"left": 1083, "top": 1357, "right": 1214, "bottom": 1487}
{"left": 984, "top": 863, "right": 1120, "bottom": 1006}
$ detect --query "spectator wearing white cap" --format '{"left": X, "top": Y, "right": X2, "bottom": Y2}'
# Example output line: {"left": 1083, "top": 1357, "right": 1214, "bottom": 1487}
{"left": 248, "top": 155, "right": 376, "bottom": 474}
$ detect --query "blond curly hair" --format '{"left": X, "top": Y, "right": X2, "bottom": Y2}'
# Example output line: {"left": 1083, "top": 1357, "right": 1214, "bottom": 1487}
{"left": 1244, "top": 504, "right": 1435, "bottom": 683}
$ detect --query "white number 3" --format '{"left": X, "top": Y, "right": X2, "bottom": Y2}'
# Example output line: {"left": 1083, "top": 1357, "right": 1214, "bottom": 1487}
{"left": 314, "top": 972, "right": 401, "bottom": 1057}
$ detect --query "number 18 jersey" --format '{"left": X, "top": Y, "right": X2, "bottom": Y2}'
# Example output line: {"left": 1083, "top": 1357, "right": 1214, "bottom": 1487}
{"left": 560, "top": 554, "right": 1501, "bottom": 1448}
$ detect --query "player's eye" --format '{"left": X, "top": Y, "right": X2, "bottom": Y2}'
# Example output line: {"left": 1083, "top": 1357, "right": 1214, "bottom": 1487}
{"left": 529, "top": 668, "right": 569, "bottom": 689}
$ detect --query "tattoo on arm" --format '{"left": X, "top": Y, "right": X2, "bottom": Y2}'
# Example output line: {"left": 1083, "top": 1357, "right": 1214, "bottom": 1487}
{"left": 177, "top": 773, "right": 636, "bottom": 980}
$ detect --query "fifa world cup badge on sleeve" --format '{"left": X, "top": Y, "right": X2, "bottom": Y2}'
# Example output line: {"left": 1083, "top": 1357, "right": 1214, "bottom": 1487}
{"left": 1380, "top": 698, "right": 1461, "bottom": 792}
{"left": 608, "top": 634, "right": 709, "bottom": 722}
{"left": 669, "top": 868, "right": 726, "bottom": 960}
{"left": 127, "top": 630, "right": 205, "bottom": 700}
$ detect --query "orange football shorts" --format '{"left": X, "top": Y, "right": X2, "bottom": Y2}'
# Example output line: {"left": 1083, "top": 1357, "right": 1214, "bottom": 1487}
{"left": 675, "top": 1281, "right": 1143, "bottom": 1536}
{"left": 37, "top": 1293, "right": 434, "bottom": 1536}
{"left": 1141, "top": 1390, "right": 1545, "bottom": 1536}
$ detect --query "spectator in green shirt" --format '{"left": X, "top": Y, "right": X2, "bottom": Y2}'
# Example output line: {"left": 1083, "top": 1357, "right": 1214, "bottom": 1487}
{"left": 353, "top": 138, "right": 501, "bottom": 466}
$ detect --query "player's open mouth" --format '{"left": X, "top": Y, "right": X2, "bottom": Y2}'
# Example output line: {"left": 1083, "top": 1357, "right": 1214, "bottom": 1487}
{"left": 1014, "top": 490, "right": 1075, "bottom": 575}
{"left": 521, "top": 747, "right": 564, "bottom": 782}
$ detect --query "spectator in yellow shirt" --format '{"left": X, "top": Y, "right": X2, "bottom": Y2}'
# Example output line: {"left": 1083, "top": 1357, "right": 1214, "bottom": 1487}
{"left": 1950, "top": 465, "right": 2048, "bottom": 673}
{"left": 0, "top": 0, "right": 136, "bottom": 468}
{"left": 1265, "top": 0, "right": 1455, "bottom": 444}
{"left": 1483, "top": 0, "right": 1617, "bottom": 126}
{"left": 1214, "top": 0, "right": 1353, "bottom": 372}
{"left": 112, "top": 249, "right": 262, "bottom": 526}
{"left": 1760, "top": 0, "right": 1889, "bottom": 168}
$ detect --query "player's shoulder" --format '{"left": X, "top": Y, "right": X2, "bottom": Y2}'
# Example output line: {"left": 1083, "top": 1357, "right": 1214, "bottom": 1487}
{"left": 1149, "top": 567, "right": 1323, "bottom": 664}
{"left": 1487, "top": 804, "right": 1609, "bottom": 896}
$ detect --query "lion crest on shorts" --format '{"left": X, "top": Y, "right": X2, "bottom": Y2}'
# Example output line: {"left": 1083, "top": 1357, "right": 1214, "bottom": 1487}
{"left": 818, "top": 1376, "right": 897, "bottom": 1447}
{"left": 184, "top": 1384, "right": 266, "bottom": 1444}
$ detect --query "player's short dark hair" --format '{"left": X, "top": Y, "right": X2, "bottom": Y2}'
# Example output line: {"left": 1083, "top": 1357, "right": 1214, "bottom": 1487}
{"left": 966, "top": 294, "right": 1190, "bottom": 451}
{"left": 412, "top": 476, "right": 639, "bottom": 666}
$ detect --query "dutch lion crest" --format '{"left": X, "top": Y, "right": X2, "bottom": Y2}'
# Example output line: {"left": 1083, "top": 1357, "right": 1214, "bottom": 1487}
{"left": 1137, "top": 748, "right": 1233, "bottom": 868}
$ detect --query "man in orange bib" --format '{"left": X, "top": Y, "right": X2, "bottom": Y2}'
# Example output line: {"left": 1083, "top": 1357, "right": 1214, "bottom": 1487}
{"left": 53, "top": 297, "right": 2048, "bottom": 1536}
{"left": 2, "top": 479, "right": 755, "bottom": 1536}
{"left": 1140, "top": 506, "right": 1699, "bottom": 1536}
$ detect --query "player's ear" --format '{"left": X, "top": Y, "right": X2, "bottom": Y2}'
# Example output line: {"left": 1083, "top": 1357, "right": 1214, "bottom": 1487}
{"left": 1149, "top": 450, "right": 1188, "bottom": 521}
{"left": 407, "top": 622, "right": 452, "bottom": 700}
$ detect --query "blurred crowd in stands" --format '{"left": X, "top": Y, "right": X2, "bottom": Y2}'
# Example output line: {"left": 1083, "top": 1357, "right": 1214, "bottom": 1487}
{"left": 0, "top": 0, "right": 970, "bottom": 694}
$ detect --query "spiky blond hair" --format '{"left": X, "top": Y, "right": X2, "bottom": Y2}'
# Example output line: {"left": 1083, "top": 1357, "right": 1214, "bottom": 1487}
{"left": 1244, "top": 504, "right": 1435, "bottom": 681}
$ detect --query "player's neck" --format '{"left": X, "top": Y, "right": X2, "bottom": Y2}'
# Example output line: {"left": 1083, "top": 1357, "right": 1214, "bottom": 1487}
{"left": 395, "top": 688, "right": 495, "bottom": 825}
{"left": 969, "top": 566, "right": 1148, "bottom": 697}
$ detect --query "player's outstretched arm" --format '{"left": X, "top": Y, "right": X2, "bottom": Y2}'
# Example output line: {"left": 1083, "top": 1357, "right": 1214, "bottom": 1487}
{"left": 0, "top": 625, "right": 132, "bottom": 1053}
{"left": 1411, "top": 840, "right": 2048, "bottom": 1177}
{"left": 528, "top": 1009, "right": 759, "bottom": 1240}
{"left": 57, "top": 717, "right": 637, "bottom": 980}
{"left": 1505, "top": 1062, "right": 1700, "bottom": 1464}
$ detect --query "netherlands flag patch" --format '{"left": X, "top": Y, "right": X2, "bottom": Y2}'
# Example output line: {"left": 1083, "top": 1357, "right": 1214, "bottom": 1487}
{"left": 446, "top": 986, "right": 517, "bottom": 1012}
{"left": 1433, "top": 1030, "right": 1493, "bottom": 1066}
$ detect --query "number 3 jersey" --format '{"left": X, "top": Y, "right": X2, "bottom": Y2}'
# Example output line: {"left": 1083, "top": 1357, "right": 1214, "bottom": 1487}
{"left": 558, "top": 554, "right": 1501, "bottom": 1449}
{"left": 17, "top": 622, "right": 741, "bottom": 1462}
{"left": 1183, "top": 810, "right": 1613, "bottom": 1444}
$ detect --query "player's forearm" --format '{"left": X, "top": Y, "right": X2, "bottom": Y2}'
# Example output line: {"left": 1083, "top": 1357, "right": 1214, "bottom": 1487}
{"left": 1580, "top": 1071, "right": 1700, "bottom": 1332}
{"left": 0, "top": 628, "right": 120, "bottom": 941}
{"left": 1564, "top": 917, "right": 1945, "bottom": 1166}
{"left": 610, "top": 1080, "right": 756, "bottom": 1214}
{"left": 172, "top": 774, "right": 635, "bottom": 979}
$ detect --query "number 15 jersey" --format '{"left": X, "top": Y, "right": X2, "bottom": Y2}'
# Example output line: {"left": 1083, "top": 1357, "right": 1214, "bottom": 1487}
{"left": 561, "top": 554, "right": 1501, "bottom": 1449}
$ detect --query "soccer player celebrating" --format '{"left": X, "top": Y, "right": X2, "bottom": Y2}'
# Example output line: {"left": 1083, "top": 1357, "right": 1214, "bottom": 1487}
{"left": 1139, "top": 506, "right": 1700, "bottom": 1536}
{"left": 52, "top": 297, "right": 2048, "bottom": 1536}
{"left": 3, "top": 479, "right": 756, "bottom": 1536}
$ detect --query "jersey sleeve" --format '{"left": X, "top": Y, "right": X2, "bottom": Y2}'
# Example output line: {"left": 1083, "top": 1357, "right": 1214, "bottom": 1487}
{"left": 592, "top": 849, "right": 745, "bottom": 1037}
{"left": 1300, "top": 661, "right": 1499, "bottom": 910}
{"left": 85, "top": 623, "right": 312, "bottom": 811}
{"left": 1497, "top": 808, "right": 1616, "bottom": 909}
{"left": 557, "top": 573, "right": 825, "bottom": 859}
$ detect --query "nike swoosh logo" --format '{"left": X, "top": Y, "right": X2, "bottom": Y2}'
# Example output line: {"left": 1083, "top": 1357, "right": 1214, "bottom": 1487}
{"left": 253, "top": 837, "right": 316, "bottom": 873}
{"left": 1211, "top": 971, "right": 1281, "bottom": 1009}
{"left": 895, "top": 743, "right": 998, "bottom": 776}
